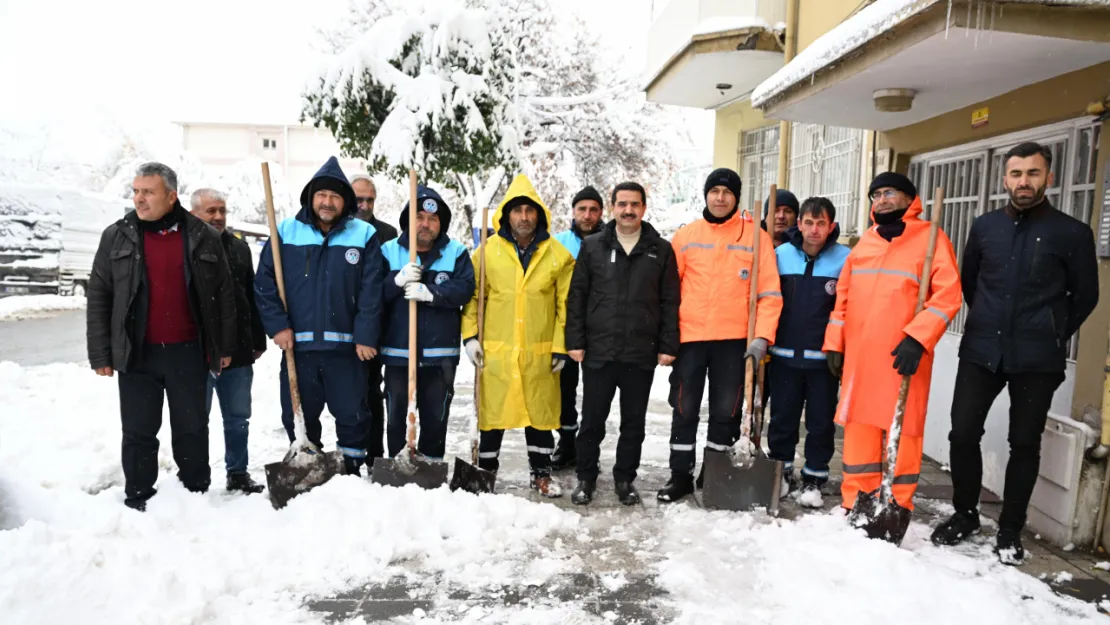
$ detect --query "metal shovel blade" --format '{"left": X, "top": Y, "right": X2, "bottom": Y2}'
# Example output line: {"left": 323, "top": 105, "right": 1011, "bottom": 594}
{"left": 264, "top": 447, "right": 345, "bottom": 510}
{"left": 449, "top": 457, "right": 497, "bottom": 494}
{"left": 371, "top": 449, "right": 449, "bottom": 490}
{"left": 701, "top": 447, "right": 783, "bottom": 513}
{"left": 848, "top": 489, "right": 912, "bottom": 546}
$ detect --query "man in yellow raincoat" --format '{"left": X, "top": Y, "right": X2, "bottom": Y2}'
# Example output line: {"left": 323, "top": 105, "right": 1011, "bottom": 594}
{"left": 461, "top": 174, "right": 575, "bottom": 497}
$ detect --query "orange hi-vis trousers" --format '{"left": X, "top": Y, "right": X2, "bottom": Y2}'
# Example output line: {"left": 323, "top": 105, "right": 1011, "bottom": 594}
{"left": 840, "top": 422, "right": 924, "bottom": 511}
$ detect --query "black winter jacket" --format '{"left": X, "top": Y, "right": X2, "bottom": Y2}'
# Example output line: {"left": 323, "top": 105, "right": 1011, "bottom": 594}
{"left": 565, "top": 220, "right": 680, "bottom": 368}
{"left": 959, "top": 200, "right": 1098, "bottom": 373}
{"left": 87, "top": 205, "right": 237, "bottom": 373}
{"left": 221, "top": 231, "right": 267, "bottom": 368}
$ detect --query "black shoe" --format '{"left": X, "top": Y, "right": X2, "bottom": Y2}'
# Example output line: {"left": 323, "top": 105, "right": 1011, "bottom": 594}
{"left": 124, "top": 498, "right": 148, "bottom": 512}
{"left": 782, "top": 472, "right": 800, "bottom": 497}
{"left": 695, "top": 464, "right": 704, "bottom": 490}
{"left": 551, "top": 439, "right": 577, "bottom": 471}
{"left": 657, "top": 475, "right": 695, "bottom": 503}
{"left": 571, "top": 479, "right": 595, "bottom": 505}
{"left": 615, "top": 481, "right": 641, "bottom": 506}
{"left": 227, "top": 472, "right": 265, "bottom": 494}
{"left": 343, "top": 457, "right": 363, "bottom": 477}
{"left": 930, "top": 509, "right": 981, "bottom": 546}
{"left": 995, "top": 529, "right": 1025, "bottom": 565}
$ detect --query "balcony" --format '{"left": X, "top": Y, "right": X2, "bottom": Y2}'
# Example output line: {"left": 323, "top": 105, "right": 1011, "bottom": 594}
{"left": 644, "top": 0, "right": 786, "bottom": 109}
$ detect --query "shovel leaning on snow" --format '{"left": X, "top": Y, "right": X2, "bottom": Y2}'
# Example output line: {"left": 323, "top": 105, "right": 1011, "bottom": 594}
{"left": 372, "top": 170, "right": 450, "bottom": 490}
{"left": 848, "top": 187, "right": 945, "bottom": 546}
{"left": 449, "top": 205, "right": 497, "bottom": 494}
{"left": 261, "top": 162, "right": 345, "bottom": 510}
{"left": 702, "top": 185, "right": 783, "bottom": 513}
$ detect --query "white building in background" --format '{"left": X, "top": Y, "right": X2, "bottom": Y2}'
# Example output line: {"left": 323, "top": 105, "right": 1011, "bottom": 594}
{"left": 174, "top": 120, "right": 366, "bottom": 198}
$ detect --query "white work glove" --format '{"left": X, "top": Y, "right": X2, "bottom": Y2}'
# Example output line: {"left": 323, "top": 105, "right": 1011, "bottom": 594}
{"left": 404, "top": 282, "right": 434, "bottom": 303}
{"left": 551, "top": 357, "right": 566, "bottom": 373}
{"left": 746, "top": 337, "right": 769, "bottom": 362}
{"left": 394, "top": 262, "right": 422, "bottom": 287}
{"left": 465, "top": 339, "right": 484, "bottom": 368}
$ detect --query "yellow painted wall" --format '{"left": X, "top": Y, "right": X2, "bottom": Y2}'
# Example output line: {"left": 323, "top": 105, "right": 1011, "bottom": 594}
{"left": 796, "top": 0, "right": 862, "bottom": 51}
{"left": 713, "top": 100, "right": 772, "bottom": 169}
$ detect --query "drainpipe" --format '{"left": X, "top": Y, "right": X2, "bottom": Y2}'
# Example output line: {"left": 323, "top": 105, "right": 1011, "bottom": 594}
{"left": 775, "top": 0, "right": 800, "bottom": 190}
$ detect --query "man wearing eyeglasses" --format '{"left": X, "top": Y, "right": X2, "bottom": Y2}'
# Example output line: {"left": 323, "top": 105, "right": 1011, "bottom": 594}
{"left": 824, "top": 171, "right": 961, "bottom": 532}
{"left": 351, "top": 174, "right": 398, "bottom": 465}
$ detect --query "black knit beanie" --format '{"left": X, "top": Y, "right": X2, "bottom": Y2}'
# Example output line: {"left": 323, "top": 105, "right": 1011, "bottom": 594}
{"left": 868, "top": 172, "right": 917, "bottom": 200}
{"left": 571, "top": 185, "right": 603, "bottom": 208}
{"left": 703, "top": 168, "right": 742, "bottom": 204}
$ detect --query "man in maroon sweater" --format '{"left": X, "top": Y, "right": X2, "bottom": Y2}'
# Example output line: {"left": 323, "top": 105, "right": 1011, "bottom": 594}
{"left": 87, "top": 162, "right": 237, "bottom": 511}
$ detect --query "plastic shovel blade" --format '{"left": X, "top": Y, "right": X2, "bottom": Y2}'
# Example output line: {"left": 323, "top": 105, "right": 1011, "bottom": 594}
{"left": 371, "top": 449, "right": 449, "bottom": 490}
{"left": 449, "top": 457, "right": 497, "bottom": 494}
{"left": 264, "top": 446, "right": 345, "bottom": 510}
{"left": 701, "top": 447, "right": 783, "bottom": 513}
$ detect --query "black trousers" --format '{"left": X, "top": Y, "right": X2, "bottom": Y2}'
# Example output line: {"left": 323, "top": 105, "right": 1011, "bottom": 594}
{"left": 767, "top": 362, "right": 838, "bottom": 483}
{"left": 667, "top": 340, "right": 747, "bottom": 477}
{"left": 478, "top": 427, "right": 555, "bottom": 476}
{"left": 384, "top": 362, "right": 455, "bottom": 460}
{"left": 118, "top": 341, "right": 211, "bottom": 506}
{"left": 948, "top": 359, "right": 1065, "bottom": 531}
{"left": 576, "top": 362, "right": 654, "bottom": 483}
{"left": 363, "top": 355, "right": 386, "bottom": 458}
{"left": 557, "top": 360, "right": 581, "bottom": 445}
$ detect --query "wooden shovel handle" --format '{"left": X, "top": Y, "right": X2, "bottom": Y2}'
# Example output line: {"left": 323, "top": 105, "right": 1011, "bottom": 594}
{"left": 262, "top": 163, "right": 303, "bottom": 435}
{"left": 407, "top": 170, "right": 418, "bottom": 452}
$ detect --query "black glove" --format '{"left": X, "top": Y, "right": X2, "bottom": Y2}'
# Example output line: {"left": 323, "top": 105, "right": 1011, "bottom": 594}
{"left": 826, "top": 351, "right": 843, "bottom": 378}
{"left": 891, "top": 336, "right": 925, "bottom": 376}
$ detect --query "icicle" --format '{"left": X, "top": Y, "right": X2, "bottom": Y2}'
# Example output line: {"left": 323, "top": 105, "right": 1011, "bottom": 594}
{"left": 965, "top": 0, "right": 972, "bottom": 36}
{"left": 945, "top": 0, "right": 953, "bottom": 39}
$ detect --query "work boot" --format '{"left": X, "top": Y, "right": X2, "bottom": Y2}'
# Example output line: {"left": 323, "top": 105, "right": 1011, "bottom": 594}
{"left": 995, "top": 529, "right": 1025, "bottom": 565}
{"left": 930, "top": 509, "right": 981, "bottom": 546}
{"left": 571, "top": 479, "right": 595, "bottom": 505}
{"left": 781, "top": 472, "right": 800, "bottom": 498}
{"left": 343, "top": 457, "right": 363, "bottom": 477}
{"left": 550, "top": 436, "right": 577, "bottom": 471}
{"left": 531, "top": 474, "right": 563, "bottom": 498}
{"left": 614, "top": 481, "right": 641, "bottom": 506}
{"left": 797, "top": 480, "right": 824, "bottom": 509}
{"left": 657, "top": 474, "right": 695, "bottom": 503}
{"left": 226, "top": 472, "right": 265, "bottom": 494}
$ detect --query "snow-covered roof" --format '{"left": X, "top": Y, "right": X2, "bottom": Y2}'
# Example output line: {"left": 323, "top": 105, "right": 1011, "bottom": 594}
{"left": 752, "top": 0, "right": 1110, "bottom": 108}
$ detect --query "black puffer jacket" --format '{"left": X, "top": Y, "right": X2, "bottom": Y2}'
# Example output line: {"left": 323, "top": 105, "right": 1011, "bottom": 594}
{"left": 565, "top": 220, "right": 680, "bottom": 368}
{"left": 87, "top": 205, "right": 237, "bottom": 373}
{"left": 959, "top": 200, "right": 1098, "bottom": 373}
{"left": 221, "top": 231, "right": 267, "bottom": 369}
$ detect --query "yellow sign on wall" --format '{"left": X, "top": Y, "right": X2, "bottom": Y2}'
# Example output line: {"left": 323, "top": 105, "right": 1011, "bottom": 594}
{"left": 972, "top": 107, "right": 990, "bottom": 129}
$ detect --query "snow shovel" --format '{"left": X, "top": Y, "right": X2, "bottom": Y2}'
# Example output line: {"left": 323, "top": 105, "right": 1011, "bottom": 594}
{"left": 372, "top": 169, "right": 449, "bottom": 489}
{"left": 450, "top": 206, "right": 497, "bottom": 494}
{"left": 702, "top": 185, "right": 783, "bottom": 513}
{"left": 849, "top": 187, "right": 945, "bottom": 546}
{"left": 261, "top": 162, "right": 344, "bottom": 510}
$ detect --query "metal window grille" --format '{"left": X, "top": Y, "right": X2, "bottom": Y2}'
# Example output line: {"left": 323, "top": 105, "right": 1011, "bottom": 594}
{"left": 908, "top": 120, "right": 1099, "bottom": 361}
{"left": 789, "top": 123, "right": 864, "bottom": 234}
{"left": 738, "top": 125, "right": 779, "bottom": 217}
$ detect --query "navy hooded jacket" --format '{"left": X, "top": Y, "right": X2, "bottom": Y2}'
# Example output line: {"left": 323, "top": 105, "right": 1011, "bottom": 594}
{"left": 380, "top": 185, "right": 475, "bottom": 367}
{"left": 771, "top": 224, "right": 849, "bottom": 369}
{"left": 254, "top": 157, "right": 385, "bottom": 351}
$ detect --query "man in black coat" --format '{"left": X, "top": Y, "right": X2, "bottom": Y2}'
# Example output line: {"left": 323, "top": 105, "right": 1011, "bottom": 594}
{"left": 564, "top": 182, "right": 680, "bottom": 505}
{"left": 190, "top": 188, "right": 267, "bottom": 494}
{"left": 87, "top": 162, "right": 237, "bottom": 511}
{"left": 351, "top": 174, "right": 398, "bottom": 464}
{"left": 931, "top": 142, "right": 1099, "bottom": 564}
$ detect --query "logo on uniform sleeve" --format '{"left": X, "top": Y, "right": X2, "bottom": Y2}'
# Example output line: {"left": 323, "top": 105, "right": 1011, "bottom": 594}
{"left": 435, "top": 272, "right": 449, "bottom": 284}
{"left": 345, "top": 249, "right": 361, "bottom": 265}
{"left": 739, "top": 268, "right": 750, "bottom": 280}
{"left": 825, "top": 279, "right": 837, "bottom": 295}
{"left": 422, "top": 199, "right": 438, "bottom": 214}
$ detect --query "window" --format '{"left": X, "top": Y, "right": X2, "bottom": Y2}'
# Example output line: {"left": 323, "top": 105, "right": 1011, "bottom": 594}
{"left": 789, "top": 123, "right": 864, "bottom": 234}
{"left": 738, "top": 125, "right": 779, "bottom": 219}
{"left": 907, "top": 119, "right": 1100, "bottom": 360}
{"left": 262, "top": 138, "right": 278, "bottom": 150}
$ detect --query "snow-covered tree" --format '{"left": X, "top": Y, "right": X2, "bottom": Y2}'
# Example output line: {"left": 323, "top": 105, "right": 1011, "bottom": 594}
{"left": 304, "top": 0, "right": 682, "bottom": 240}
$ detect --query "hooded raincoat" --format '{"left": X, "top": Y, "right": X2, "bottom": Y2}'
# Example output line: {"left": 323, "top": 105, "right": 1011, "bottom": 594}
{"left": 823, "top": 196, "right": 962, "bottom": 438}
{"left": 461, "top": 175, "right": 575, "bottom": 431}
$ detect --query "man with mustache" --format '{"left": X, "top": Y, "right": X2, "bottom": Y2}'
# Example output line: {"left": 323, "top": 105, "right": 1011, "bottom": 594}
{"left": 379, "top": 185, "right": 474, "bottom": 461}
{"left": 565, "top": 182, "right": 680, "bottom": 505}
{"left": 932, "top": 142, "right": 1098, "bottom": 564}
{"left": 551, "top": 185, "right": 604, "bottom": 470}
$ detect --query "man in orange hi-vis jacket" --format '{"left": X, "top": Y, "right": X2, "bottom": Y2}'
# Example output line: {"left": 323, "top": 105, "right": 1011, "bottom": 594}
{"left": 657, "top": 168, "right": 782, "bottom": 503}
{"left": 824, "top": 172, "right": 961, "bottom": 513}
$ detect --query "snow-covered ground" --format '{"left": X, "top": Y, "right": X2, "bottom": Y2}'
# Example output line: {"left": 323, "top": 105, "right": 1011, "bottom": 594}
{"left": 0, "top": 294, "right": 85, "bottom": 321}
{"left": 0, "top": 349, "right": 1104, "bottom": 624}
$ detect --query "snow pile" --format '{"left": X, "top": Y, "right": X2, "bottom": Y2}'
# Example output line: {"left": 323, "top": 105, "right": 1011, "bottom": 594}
{"left": 752, "top": 0, "right": 937, "bottom": 107}
{"left": 655, "top": 507, "right": 1102, "bottom": 624}
{"left": 0, "top": 295, "right": 85, "bottom": 321}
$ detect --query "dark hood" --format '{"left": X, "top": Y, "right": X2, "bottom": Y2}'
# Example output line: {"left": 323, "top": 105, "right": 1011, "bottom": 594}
{"left": 297, "top": 156, "right": 357, "bottom": 223}
{"left": 399, "top": 184, "right": 452, "bottom": 235}
{"left": 498, "top": 195, "right": 549, "bottom": 234}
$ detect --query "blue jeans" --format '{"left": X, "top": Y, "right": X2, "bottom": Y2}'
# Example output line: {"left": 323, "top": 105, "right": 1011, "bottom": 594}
{"left": 206, "top": 365, "right": 254, "bottom": 475}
